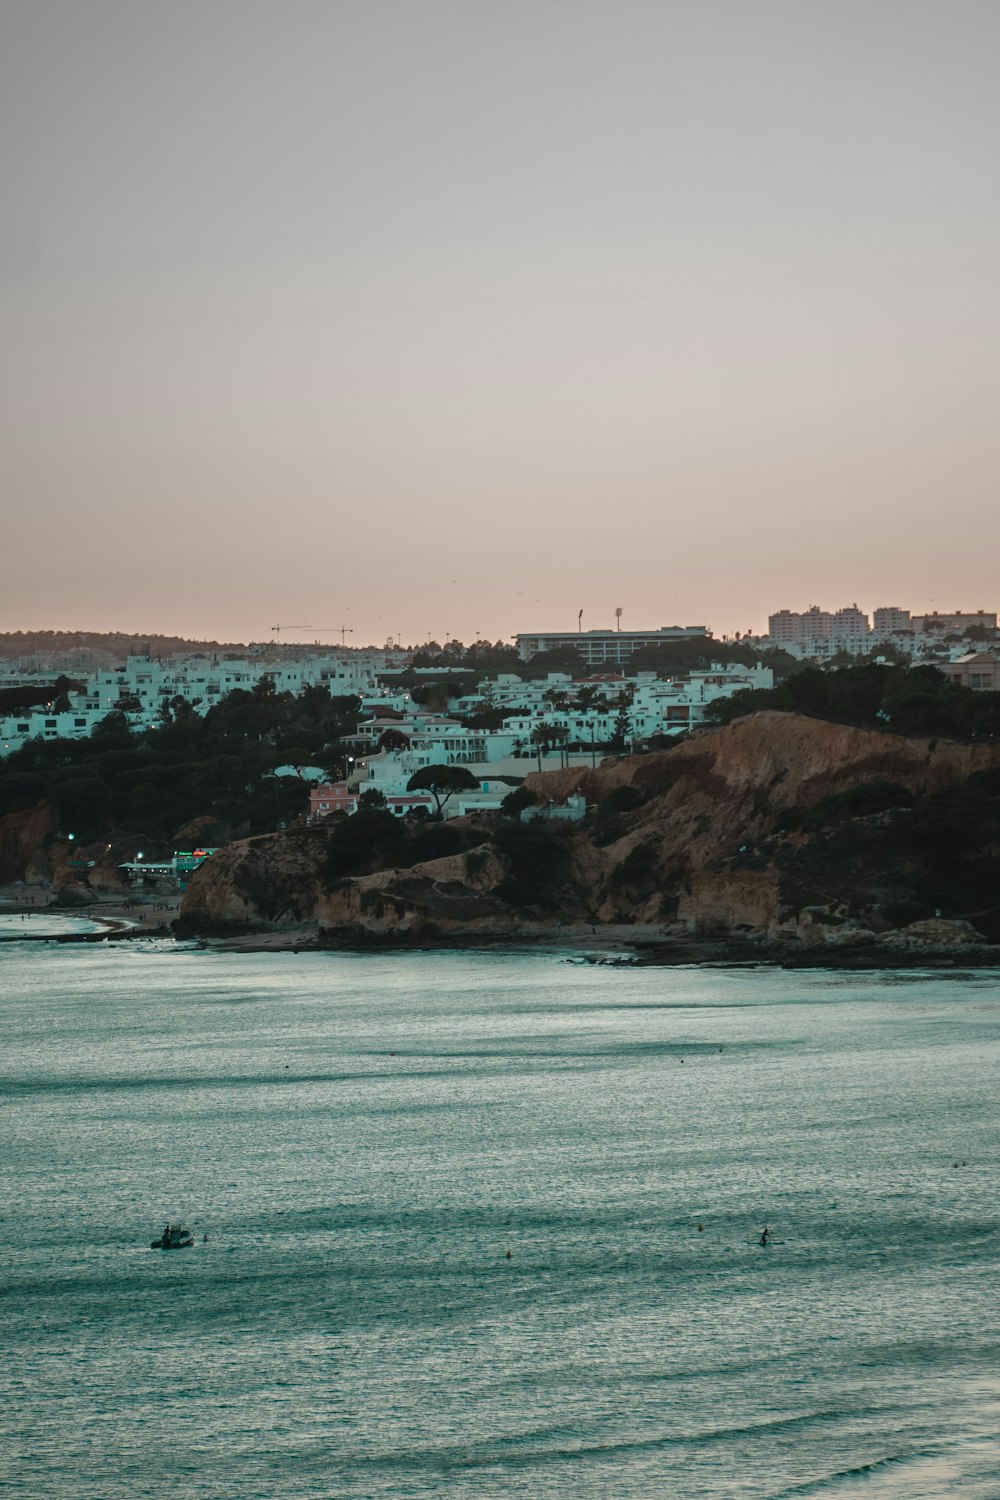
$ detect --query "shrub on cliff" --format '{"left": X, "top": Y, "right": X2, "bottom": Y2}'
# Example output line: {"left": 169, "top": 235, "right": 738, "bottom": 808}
{"left": 611, "top": 839, "right": 658, "bottom": 887}
{"left": 0, "top": 771, "right": 47, "bottom": 816}
{"left": 324, "top": 807, "right": 409, "bottom": 878}
{"left": 396, "top": 822, "right": 478, "bottom": 867}
{"left": 46, "top": 775, "right": 113, "bottom": 842}
{"left": 801, "top": 782, "right": 915, "bottom": 831}
{"left": 587, "top": 784, "right": 645, "bottom": 847}
{"left": 492, "top": 821, "right": 569, "bottom": 909}
{"left": 703, "top": 661, "right": 999, "bottom": 742}
{"left": 501, "top": 785, "right": 537, "bottom": 818}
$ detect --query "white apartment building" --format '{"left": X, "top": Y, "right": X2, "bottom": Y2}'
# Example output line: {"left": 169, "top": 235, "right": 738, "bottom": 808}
{"left": 0, "top": 707, "right": 111, "bottom": 755}
{"left": 910, "top": 610, "right": 998, "bottom": 635}
{"left": 765, "top": 604, "right": 996, "bottom": 658}
{"left": 767, "top": 606, "right": 870, "bottom": 651}
{"left": 872, "top": 606, "right": 911, "bottom": 636}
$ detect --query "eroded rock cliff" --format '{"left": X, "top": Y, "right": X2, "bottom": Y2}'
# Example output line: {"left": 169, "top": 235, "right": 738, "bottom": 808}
{"left": 176, "top": 825, "right": 333, "bottom": 932}
{"left": 176, "top": 713, "right": 1000, "bottom": 957}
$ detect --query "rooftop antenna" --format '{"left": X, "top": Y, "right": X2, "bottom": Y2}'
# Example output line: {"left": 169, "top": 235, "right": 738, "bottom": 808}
{"left": 578, "top": 609, "right": 583, "bottom": 633}
{"left": 615, "top": 607, "right": 623, "bottom": 632}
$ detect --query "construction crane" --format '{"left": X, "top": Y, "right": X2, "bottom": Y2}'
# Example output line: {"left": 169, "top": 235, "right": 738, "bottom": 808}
{"left": 271, "top": 624, "right": 352, "bottom": 644}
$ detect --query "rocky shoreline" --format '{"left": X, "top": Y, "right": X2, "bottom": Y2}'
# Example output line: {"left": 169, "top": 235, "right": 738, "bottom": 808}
{"left": 171, "top": 713, "right": 1000, "bottom": 967}
{"left": 7, "top": 712, "right": 999, "bottom": 970}
{"left": 177, "top": 918, "right": 1000, "bottom": 969}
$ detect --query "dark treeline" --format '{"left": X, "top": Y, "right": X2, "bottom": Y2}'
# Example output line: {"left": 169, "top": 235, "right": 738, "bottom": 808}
{"left": 0, "top": 676, "right": 85, "bottom": 714}
{"left": 403, "top": 636, "right": 801, "bottom": 690}
{"left": 0, "top": 630, "right": 252, "bottom": 658}
{"left": 0, "top": 683, "right": 360, "bottom": 848}
{"left": 704, "top": 663, "right": 1000, "bottom": 741}
{"left": 322, "top": 802, "right": 573, "bottom": 912}
{"left": 625, "top": 639, "right": 800, "bottom": 677}
{"left": 775, "top": 769, "right": 1000, "bottom": 940}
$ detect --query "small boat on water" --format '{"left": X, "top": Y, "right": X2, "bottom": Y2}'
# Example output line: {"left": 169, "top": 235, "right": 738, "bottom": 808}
{"left": 151, "top": 1223, "right": 194, "bottom": 1250}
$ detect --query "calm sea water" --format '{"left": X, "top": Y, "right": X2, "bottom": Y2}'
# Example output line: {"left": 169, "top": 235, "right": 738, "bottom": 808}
{"left": 0, "top": 912, "right": 111, "bottom": 937}
{"left": 2, "top": 941, "right": 999, "bottom": 1499}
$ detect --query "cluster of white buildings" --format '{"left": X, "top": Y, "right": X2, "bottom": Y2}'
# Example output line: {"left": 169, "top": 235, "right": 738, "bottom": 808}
{"left": 0, "top": 645, "right": 774, "bottom": 841}
{"left": 0, "top": 646, "right": 773, "bottom": 765}
{"left": 0, "top": 650, "right": 394, "bottom": 758}
{"left": 8, "top": 617, "right": 998, "bottom": 836}
{"left": 308, "top": 663, "right": 774, "bottom": 821}
{"left": 761, "top": 606, "right": 997, "bottom": 659}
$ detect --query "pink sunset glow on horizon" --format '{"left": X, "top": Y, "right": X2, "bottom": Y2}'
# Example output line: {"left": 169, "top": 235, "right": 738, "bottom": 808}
{"left": 2, "top": 1, "right": 998, "bottom": 647}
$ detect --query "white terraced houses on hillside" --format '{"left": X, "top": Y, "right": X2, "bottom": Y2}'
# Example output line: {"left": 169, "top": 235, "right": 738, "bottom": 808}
{"left": 1, "top": 651, "right": 770, "bottom": 770}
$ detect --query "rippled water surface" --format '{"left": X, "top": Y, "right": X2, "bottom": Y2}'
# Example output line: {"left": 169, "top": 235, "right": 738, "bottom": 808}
{"left": 0, "top": 911, "right": 110, "bottom": 936}
{"left": 2, "top": 943, "right": 999, "bottom": 1498}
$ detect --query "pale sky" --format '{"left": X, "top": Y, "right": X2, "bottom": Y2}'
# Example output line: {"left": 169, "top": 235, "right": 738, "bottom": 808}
{"left": 2, "top": 0, "right": 998, "bottom": 646}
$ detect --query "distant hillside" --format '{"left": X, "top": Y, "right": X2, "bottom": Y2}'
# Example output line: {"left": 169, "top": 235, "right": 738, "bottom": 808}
{"left": 0, "top": 630, "right": 250, "bottom": 659}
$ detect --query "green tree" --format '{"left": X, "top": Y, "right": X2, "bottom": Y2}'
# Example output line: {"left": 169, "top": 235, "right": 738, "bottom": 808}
{"left": 406, "top": 764, "right": 479, "bottom": 818}
{"left": 325, "top": 806, "right": 408, "bottom": 878}
{"left": 501, "top": 785, "right": 537, "bottom": 818}
{"left": 377, "top": 728, "right": 411, "bottom": 752}
{"left": 529, "top": 724, "right": 551, "bottom": 769}
{"left": 492, "top": 821, "right": 569, "bottom": 909}
{"left": 610, "top": 706, "right": 633, "bottom": 752}
{"left": 519, "top": 646, "right": 585, "bottom": 678}
{"left": 47, "top": 775, "right": 113, "bottom": 841}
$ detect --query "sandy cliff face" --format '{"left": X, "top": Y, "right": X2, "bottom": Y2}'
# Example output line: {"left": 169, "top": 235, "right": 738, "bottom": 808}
{"left": 176, "top": 714, "right": 1000, "bottom": 949}
{"left": 315, "top": 849, "right": 517, "bottom": 939}
{"left": 527, "top": 713, "right": 1000, "bottom": 927}
{"left": 529, "top": 712, "right": 995, "bottom": 834}
{"left": 177, "top": 826, "right": 333, "bottom": 931}
{"left": 677, "top": 867, "right": 780, "bottom": 935}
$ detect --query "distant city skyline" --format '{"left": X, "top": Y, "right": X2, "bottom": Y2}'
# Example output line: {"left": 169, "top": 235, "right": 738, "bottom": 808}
{"left": 1, "top": 592, "right": 998, "bottom": 653}
{"left": 3, "top": 2, "right": 999, "bottom": 646}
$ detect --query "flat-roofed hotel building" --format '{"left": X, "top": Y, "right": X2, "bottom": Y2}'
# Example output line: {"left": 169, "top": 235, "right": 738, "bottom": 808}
{"left": 516, "top": 626, "right": 708, "bottom": 667}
